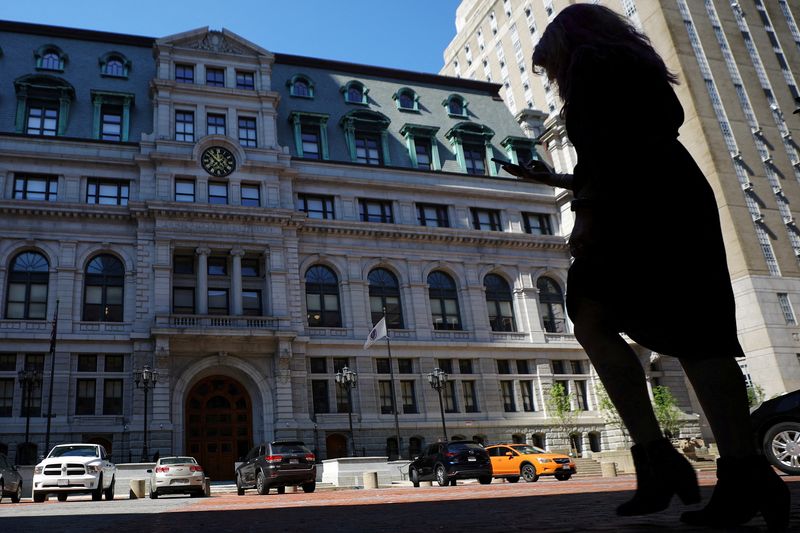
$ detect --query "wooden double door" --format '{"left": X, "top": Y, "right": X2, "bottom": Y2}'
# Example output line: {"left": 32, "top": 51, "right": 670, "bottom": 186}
{"left": 186, "top": 375, "right": 252, "bottom": 480}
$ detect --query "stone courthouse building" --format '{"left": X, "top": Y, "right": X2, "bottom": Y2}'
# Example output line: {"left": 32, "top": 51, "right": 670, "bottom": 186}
{"left": 0, "top": 19, "right": 683, "bottom": 479}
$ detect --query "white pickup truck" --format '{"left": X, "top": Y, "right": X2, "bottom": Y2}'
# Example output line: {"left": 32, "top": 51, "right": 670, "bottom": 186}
{"left": 32, "top": 443, "right": 116, "bottom": 502}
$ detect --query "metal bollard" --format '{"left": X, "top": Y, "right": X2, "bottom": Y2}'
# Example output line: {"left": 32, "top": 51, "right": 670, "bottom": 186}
{"left": 601, "top": 462, "right": 618, "bottom": 478}
{"left": 129, "top": 479, "right": 146, "bottom": 499}
{"left": 363, "top": 471, "right": 379, "bottom": 489}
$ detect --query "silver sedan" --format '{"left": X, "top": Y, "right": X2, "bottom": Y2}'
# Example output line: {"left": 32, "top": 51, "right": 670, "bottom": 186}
{"left": 148, "top": 457, "right": 209, "bottom": 498}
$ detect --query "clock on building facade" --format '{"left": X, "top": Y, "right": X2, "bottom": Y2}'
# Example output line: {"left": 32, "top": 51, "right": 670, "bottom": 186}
{"left": 201, "top": 146, "right": 236, "bottom": 177}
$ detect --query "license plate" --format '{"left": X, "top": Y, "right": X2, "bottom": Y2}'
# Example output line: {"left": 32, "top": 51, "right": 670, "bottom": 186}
{"left": 172, "top": 479, "right": 188, "bottom": 484}
{"left": 290, "top": 458, "right": 299, "bottom": 464}
{"left": 468, "top": 457, "right": 476, "bottom": 462}
{"left": 58, "top": 479, "right": 69, "bottom": 487}
{"left": 562, "top": 465, "right": 570, "bottom": 470}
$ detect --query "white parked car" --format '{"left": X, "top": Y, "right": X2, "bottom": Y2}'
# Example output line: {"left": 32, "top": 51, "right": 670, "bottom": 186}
{"left": 148, "top": 456, "right": 209, "bottom": 498}
{"left": 32, "top": 443, "right": 116, "bottom": 502}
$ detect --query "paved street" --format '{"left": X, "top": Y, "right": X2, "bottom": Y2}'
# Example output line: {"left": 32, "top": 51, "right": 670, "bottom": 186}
{"left": 1, "top": 471, "right": 798, "bottom": 532}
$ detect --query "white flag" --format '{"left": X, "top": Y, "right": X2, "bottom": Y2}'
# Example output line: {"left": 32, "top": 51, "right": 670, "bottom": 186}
{"left": 363, "top": 317, "right": 387, "bottom": 349}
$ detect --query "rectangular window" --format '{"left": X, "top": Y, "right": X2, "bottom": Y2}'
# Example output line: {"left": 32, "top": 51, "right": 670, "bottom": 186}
{"left": 516, "top": 360, "right": 530, "bottom": 374}
{"left": 242, "top": 291, "right": 261, "bottom": 316}
{"left": 552, "top": 360, "right": 566, "bottom": 374}
{"left": 335, "top": 383, "right": 349, "bottom": 413}
{"left": 87, "top": 179, "right": 129, "bottom": 206}
{"left": 175, "top": 179, "right": 195, "bottom": 202}
{"left": 332, "top": 358, "right": 348, "bottom": 373}
{"left": 207, "top": 289, "right": 229, "bottom": 315}
{"left": 78, "top": 354, "right": 97, "bottom": 372}
{"left": 100, "top": 105, "right": 122, "bottom": 141}
{"left": 27, "top": 102, "right": 58, "bottom": 136}
{"left": 105, "top": 354, "right": 124, "bottom": 373}
{"left": 463, "top": 143, "right": 486, "bottom": 175}
{"left": 0, "top": 354, "right": 16, "bottom": 371}
{"left": 379, "top": 380, "right": 394, "bottom": 414}
{"left": 523, "top": 212, "right": 553, "bottom": 235}
{"left": 75, "top": 379, "right": 96, "bottom": 415}
{"left": 359, "top": 199, "right": 393, "bottom": 223}
{"left": 310, "top": 357, "right": 327, "bottom": 374}
{"left": 175, "top": 64, "right": 194, "bottom": 83}
{"left": 401, "top": 380, "right": 417, "bottom": 413}
{"left": 241, "top": 258, "right": 260, "bottom": 277}
{"left": 173, "top": 287, "right": 195, "bottom": 314}
{"left": 300, "top": 125, "right": 321, "bottom": 159}
{"left": 21, "top": 354, "right": 43, "bottom": 417}
{"left": 207, "top": 113, "right": 226, "bottom": 136}
{"left": 471, "top": 208, "right": 502, "bottom": 231}
{"left": 415, "top": 141, "right": 432, "bottom": 170}
{"left": 521, "top": 381, "right": 535, "bottom": 411}
{"left": 175, "top": 111, "right": 195, "bottom": 142}
{"left": 206, "top": 67, "right": 225, "bottom": 87}
{"left": 208, "top": 257, "right": 227, "bottom": 275}
{"left": 0, "top": 379, "right": 13, "bottom": 417}
{"left": 497, "top": 360, "right": 512, "bottom": 374}
{"left": 174, "top": 255, "right": 194, "bottom": 274}
{"left": 238, "top": 117, "right": 257, "bottom": 147}
{"left": 463, "top": 381, "right": 478, "bottom": 412}
{"left": 297, "top": 194, "right": 334, "bottom": 219}
{"left": 516, "top": 147, "right": 534, "bottom": 165}
{"left": 443, "top": 381, "right": 457, "bottom": 412}
{"left": 571, "top": 360, "right": 586, "bottom": 374}
{"left": 459, "top": 359, "right": 473, "bottom": 374}
{"left": 14, "top": 175, "right": 58, "bottom": 201}
{"left": 241, "top": 184, "right": 261, "bottom": 207}
{"left": 355, "top": 133, "right": 382, "bottom": 165}
{"left": 208, "top": 182, "right": 228, "bottom": 204}
{"left": 376, "top": 358, "right": 390, "bottom": 374}
{"left": 438, "top": 359, "right": 453, "bottom": 374}
{"left": 103, "top": 379, "right": 123, "bottom": 415}
{"left": 417, "top": 203, "right": 450, "bottom": 227}
{"left": 312, "top": 380, "right": 329, "bottom": 413}
{"left": 778, "top": 293, "right": 796, "bottom": 325}
{"left": 398, "top": 359, "right": 413, "bottom": 374}
{"left": 574, "top": 380, "right": 589, "bottom": 410}
{"left": 501, "top": 380, "right": 516, "bottom": 412}
{"left": 236, "top": 71, "right": 255, "bottom": 90}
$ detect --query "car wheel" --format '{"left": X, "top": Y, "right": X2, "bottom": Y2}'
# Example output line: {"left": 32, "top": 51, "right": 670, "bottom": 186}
{"left": 478, "top": 475, "right": 492, "bottom": 485}
{"left": 57, "top": 493, "right": 68, "bottom": 502}
{"left": 150, "top": 489, "right": 159, "bottom": 499}
{"left": 301, "top": 482, "right": 316, "bottom": 493}
{"left": 256, "top": 471, "right": 268, "bottom": 495}
{"left": 236, "top": 474, "right": 245, "bottom": 496}
{"left": 555, "top": 473, "right": 572, "bottom": 481}
{"left": 277, "top": 486, "right": 286, "bottom": 494}
{"left": 763, "top": 422, "right": 800, "bottom": 475}
{"left": 33, "top": 490, "right": 46, "bottom": 503}
{"left": 410, "top": 467, "right": 420, "bottom": 488}
{"left": 521, "top": 464, "right": 539, "bottom": 483}
{"left": 435, "top": 465, "right": 448, "bottom": 487}
{"left": 92, "top": 475, "right": 103, "bottom": 501}
{"left": 12, "top": 482, "right": 22, "bottom": 503}
{"left": 104, "top": 477, "right": 115, "bottom": 500}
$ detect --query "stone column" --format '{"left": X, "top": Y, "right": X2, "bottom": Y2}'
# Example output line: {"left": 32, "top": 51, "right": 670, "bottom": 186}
{"left": 196, "top": 247, "right": 210, "bottom": 314}
{"left": 231, "top": 247, "right": 244, "bottom": 316}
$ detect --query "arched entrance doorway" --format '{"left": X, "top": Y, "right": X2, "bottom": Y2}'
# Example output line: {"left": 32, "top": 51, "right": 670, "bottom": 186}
{"left": 186, "top": 375, "right": 252, "bottom": 480}
{"left": 326, "top": 433, "right": 348, "bottom": 459}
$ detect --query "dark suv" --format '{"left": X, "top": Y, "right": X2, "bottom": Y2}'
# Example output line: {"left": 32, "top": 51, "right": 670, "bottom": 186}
{"left": 235, "top": 440, "right": 316, "bottom": 495}
{"left": 408, "top": 440, "right": 492, "bottom": 487}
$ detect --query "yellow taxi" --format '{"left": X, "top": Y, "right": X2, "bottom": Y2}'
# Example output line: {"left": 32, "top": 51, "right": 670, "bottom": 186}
{"left": 485, "top": 443, "right": 576, "bottom": 482}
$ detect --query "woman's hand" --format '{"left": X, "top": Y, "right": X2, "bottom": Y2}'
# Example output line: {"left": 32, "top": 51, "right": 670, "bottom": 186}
{"left": 502, "top": 160, "right": 575, "bottom": 189}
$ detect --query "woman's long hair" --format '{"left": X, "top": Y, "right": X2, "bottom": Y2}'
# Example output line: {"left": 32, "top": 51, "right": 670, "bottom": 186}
{"left": 532, "top": 4, "right": 678, "bottom": 102}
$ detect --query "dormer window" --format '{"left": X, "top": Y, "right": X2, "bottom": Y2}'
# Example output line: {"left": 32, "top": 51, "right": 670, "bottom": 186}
{"left": 393, "top": 88, "right": 419, "bottom": 112}
{"left": 99, "top": 52, "right": 130, "bottom": 78}
{"left": 288, "top": 74, "right": 314, "bottom": 98}
{"left": 35, "top": 45, "right": 67, "bottom": 71}
{"left": 341, "top": 81, "right": 369, "bottom": 105}
{"left": 443, "top": 94, "right": 469, "bottom": 118}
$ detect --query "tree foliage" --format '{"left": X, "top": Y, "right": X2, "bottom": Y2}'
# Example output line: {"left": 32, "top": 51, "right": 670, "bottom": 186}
{"left": 746, "top": 384, "right": 765, "bottom": 408}
{"left": 652, "top": 385, "right": 681, "bottom": 438}
{"left": 547, "top": 382, "right": 579, "bottom": 452}
{"left": 595, "top": 382, "right": 628, "bottom": 441}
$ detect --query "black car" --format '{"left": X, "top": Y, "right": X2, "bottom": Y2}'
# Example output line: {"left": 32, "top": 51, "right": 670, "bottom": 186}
{"left": 408, "top": 440, "right": 492, "bottom": 487}
{"left": 751, "top": 388, "right": 800, "bottom": 475}
{"left": 235, "top": 440, "right": 316, "bottom": 495}
{"left": 0, "top": 452, "right": 23, "bottom": 503}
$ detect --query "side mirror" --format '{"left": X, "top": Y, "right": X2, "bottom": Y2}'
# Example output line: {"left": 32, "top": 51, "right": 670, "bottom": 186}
{"left": 146, "top": 469, "right": 153, "bottom": 473}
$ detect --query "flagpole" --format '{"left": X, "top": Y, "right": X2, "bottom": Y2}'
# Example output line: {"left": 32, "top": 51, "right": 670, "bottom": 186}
{"left": 384, "top": 308, "right": 402, "bottom": 460}
{"left": 44, "top": 300, "right": 59, "bottom": 456}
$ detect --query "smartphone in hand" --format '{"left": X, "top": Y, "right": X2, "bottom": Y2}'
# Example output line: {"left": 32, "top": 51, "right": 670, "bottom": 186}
{"left": 491, "top": 157, "right": 524, "bottom": 174}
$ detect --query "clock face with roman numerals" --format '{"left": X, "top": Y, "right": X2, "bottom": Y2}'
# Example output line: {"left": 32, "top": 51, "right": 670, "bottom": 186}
{"left": 201, "top": 146, "right": 236, "bottom": 177}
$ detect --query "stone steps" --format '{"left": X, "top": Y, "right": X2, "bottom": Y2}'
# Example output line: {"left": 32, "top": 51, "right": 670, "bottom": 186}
{"left": 574, "top": 457, "right": 603, "bottom": 477}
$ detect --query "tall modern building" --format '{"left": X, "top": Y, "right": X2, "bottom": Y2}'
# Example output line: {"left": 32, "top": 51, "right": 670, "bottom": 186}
{"left": 0, "top": 19, "right": 697, "bottom": 478}
{"left": 442, "top": 0, "right": 800, "bottom": 399}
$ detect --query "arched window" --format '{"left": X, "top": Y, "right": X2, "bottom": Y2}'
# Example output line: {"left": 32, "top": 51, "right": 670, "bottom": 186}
{"left": 341, "top": 81, "right": 369, "bottom": 105}
{"left": 386, "top": 437, "right": 399, "bottom": 461}
{"left": 83, "top": 254, "right": 124, "bottom": 322}
{"left": 287, "top": 74, "right": 315, "bottom": 98}
{"left": 6, "top": 252, "right": 49, "bottom": 319}
{"left": 99, "top": 52, "right": 130, "bottom": 78}
{"left": 408, "top": 436, "right": 423, "bottom": 458}
{"left": 531, "top": 433, "right": 546, "bottom": 449}
{"left": 393, "top": 88, "right": 419, "bottom": 111}
{"left": 537, "top": 277, "right": 566, "bottom": 333}
{"left": 471, "top": 434, "right": 486, "bottom": 445}
{"left": 428, "top": 271, "right": 461, "bottom": 330}
{"left": 35, "top": 45, "right": 67, "bottom": 71}
{"left": 484, "top": 274, "right": 516, "bottom": 332}
{"left": 305, "top": 265, "right": 341, "bottom": 327}
{"left": 368, "top": 268, "right": 403, "bottom": 329}
{"left": 443, "top": 94, "right": 468, "bottom": 117}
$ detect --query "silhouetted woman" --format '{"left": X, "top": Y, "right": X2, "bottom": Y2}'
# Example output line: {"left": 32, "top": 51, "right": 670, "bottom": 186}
{"left": 502, "top": 5, "right": 789, "bottom": 530}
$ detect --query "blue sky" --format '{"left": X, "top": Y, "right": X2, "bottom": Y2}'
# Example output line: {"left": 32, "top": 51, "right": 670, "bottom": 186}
{"left": 3, "top": 0, "right": 463, "bottom": 74}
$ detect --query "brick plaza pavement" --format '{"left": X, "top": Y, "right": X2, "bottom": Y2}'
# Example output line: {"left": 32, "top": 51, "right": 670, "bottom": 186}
{"left": 3, "top": 470, "right": 798, "bottom": 532}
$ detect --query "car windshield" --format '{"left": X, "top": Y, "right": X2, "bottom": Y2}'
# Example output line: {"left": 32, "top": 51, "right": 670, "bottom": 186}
{"left": 48, "top": 445, "right": 99, "bottom": 458}
{"left": 159, "top": 457, "right": 197, "bottom": 465}
{"left": 447, "top": 442, "right": 484, "bottom": 452}
{"left": 272, "top": 442, "right": 311, "bottom": 454}
{"left": 511, "top": 445, "right": 547, "bottom": 455}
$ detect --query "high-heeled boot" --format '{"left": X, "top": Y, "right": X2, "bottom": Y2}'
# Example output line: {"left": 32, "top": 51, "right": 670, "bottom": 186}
{"left": 680, "top": 455, "right": 790, "bottom": 531}
{"left": 616, "top": 438, "right": 700, "bottom": 516}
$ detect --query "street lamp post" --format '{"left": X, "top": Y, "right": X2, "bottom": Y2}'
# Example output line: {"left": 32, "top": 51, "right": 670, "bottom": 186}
{"left": 428, "top": 368, "right": 448, "bottom": 441}
{"left": 335, "top": 366, "right": 358, "bottom": 457}
{"left": 133, "top": 365, "right": 158, "bottom": 462}
{"left": 18, "top": 368, "right": 41, "bottom": 464}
